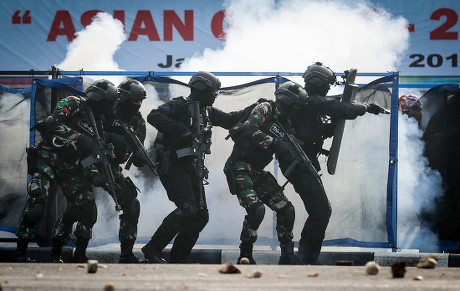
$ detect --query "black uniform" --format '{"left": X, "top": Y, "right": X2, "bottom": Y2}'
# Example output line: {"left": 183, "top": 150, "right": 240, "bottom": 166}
{"left": 144, "top": 96, "right": 245, "bottom": 263}
{"left": 103, "top": 109, "right": 146, "bottom": 262}
{"left": 290, "top": 92, "right": 367, "bottom": 264}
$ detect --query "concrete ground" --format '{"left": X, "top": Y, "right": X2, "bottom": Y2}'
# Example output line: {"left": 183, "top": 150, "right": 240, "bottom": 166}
{"left": 1, "top": 262, "right": 460, "bottom": 291}
{"left": 2, "top": 244, "right": 460, "bottom": 290}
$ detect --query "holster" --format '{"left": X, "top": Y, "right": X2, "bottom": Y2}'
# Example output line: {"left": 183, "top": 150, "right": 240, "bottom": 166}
{"left": 26, "top": 146, "right": 39, "bottom": 175}
{"left": 223, "top": 161, "right": 238, "bottom": 195}
{"left": 124, "top": 176, "right": 139, "bottom": 199}
{"left": 155, "top": 147, "right": 171, "bottom": 175}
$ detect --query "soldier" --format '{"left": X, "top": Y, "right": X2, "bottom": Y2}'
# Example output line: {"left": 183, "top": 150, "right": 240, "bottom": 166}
{"left": 224, "top": 81, "right": 308, "bottom": 265}
{"left": 291, "top": 62, "right": 387, "bottom": 264}
{"left": 14, "top": 79, "right": 119, "bottom": 263}
{"left": 142, "top": 71, "right": 246, "bottom": 263}
{"left": 48, "top": 79, "right": 120, "bottom": 263}
{"left": 103, "top": 79, "right": 148, "bottom": 263}
{"left": 399, "top": 93, "right": 422, "bottom": 127}
{"left": 14, "top": 144, "right": 55, "bottom": 262}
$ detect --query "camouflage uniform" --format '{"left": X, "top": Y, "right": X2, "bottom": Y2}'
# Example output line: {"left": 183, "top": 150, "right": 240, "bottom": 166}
{"left": 16, "top": 143, "right": 95, "bottom": 241}
{"left": 15, "top": 96, "right": 100, "bottom": 262}
{"left": 16, "top": 144, "right": 56, "bottom": 241}
{"left": 225, "top": 101, "right": 298, "bottom": 264}
{"left": 48, "top": 96, "right": 99, "bottom": 244}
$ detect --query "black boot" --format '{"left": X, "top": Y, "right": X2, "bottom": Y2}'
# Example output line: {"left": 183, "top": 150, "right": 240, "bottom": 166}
{"left": 119, "top": 241, "right": 141, "bottom": 263}
{"left": 298, "top": 240, "right": 322, "bottom": 265}
{"left": 72, "top": 237, "right": 90, "bottom": 263}
{"left": 50, "top": 238, "right": 65, "bottom": 263}
{"left": 13, "top": 238, "right": 36, "bottom": 263}
{"left": 141, "top": 240, "right": 167, "bottom": 264}
{"left": 237, "top": 242, "right": 256, "bottom": 264}
{"left": 278, "top": 242, "right": 302, "bottom": 265}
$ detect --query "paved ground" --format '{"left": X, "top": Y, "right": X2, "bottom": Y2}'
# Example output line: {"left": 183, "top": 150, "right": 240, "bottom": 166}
{"left": 1, "top": 262, "right": 459, "bottom": 291}
{"left": 1, "top": 245, "right": 460, "bottom": 290}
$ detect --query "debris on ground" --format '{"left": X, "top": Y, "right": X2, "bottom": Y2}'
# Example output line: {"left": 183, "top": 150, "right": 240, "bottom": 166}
{"left": 391, "top": 261, "right": 406, "bottom": 278}
{"left": 416, "top": 255, "right": 438, "bottom": 269}
{"left": 104, "top": 282, "right": 115, "bottom": 291}
{"left": 247, "top": 269, "right": 262, "bottom": 278}
{"left": 239, "top": 257, "right": 250, "bottom": 264}
{"left": 365, "top": 261, "right": 380, "bottom": 275}
{"left": 87, "top": 260, "right": 99, "bottom": 273}
{"left": 218, "top": 263, "right": 242, "bottom": 274}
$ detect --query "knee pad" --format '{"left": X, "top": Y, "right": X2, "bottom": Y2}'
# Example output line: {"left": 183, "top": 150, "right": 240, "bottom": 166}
{"left": 277, "top": 201, "right": 295, "bottom": 226}
{"left": 23, "top": 203, "right": 45, "bottom": 226}
{"left": 120, "top": 198, "right": 140, "bottom": 225}
{"left": 166, "top": 202, "right": 198, "bottom": 229}
{"left": 177, "top": 201, "right": 197, "bottom": 218}
{"left": 80, "top": 200, "right": 98, "bottom": 227}
{"left": 246, "top": 201, "right": 265, "bottom": 230}
{"left": 62, "top": 203, "right": 81, "bottom": 226}
{"left": 123, "top": 177, "right": 139, "bottom": 199}
{"left": 190, "top": 209, "right": 209, "bottom": 233}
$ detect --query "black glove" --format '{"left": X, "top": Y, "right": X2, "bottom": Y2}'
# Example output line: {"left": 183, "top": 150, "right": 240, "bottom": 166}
{"left": 91, "top": 172, "right": 106, "bottom": 187}
{"left": 132, "top": 150, "right": 147, "bottom": 167}
{"left": 109, "top": 133, "right": 130, "bottom": 163}
{"left": 76, "top": 134, "right": 96, "bottom": 157}
{"left": 178, "top": 126, "right": 194, "bottom": 142}
{"left": 366, "top": 102, "right": 384, "bottom": 115}
{"left": 109, "top": 133, "right": 129, "bottom": 149}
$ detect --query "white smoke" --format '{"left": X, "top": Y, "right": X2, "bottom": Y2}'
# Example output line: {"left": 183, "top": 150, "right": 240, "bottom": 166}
{"left": 180, "top": 0, "right": 409, "bottom": 86}
{"left": 397, "top": 113, "right": 443, "bottom": 250}
{"left": 56, "top": 12, "right": 126, "bottom": 85}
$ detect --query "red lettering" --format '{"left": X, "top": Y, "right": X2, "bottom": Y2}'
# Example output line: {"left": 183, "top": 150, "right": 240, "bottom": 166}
{"left": 164, "top": 10, "right": 193, "bottom": 41}
{"left": 128, "top": 10, "right": 160, "bottom": 41}
{"left": 211, "top": 10, "right": 226, "bottom": 41}
{"left": 113, "top": 10, "right": 125, "bottom": 27}
{"left": 47, "top": 10, "right": 76, "bottom": 41}
{"left": 80, "top": 10, "right": 103, "bottom": 27}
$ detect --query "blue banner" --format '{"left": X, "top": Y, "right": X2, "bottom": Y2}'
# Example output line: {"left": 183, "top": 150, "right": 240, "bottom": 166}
{"left": 0, "top": 0, "right": 459, "bottom": 76}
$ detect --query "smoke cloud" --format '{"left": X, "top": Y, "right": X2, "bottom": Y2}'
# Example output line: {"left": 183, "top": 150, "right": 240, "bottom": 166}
{"left": 397, "top": 113, "right": 443, "bottom": 250}
{"left": 180, "top": 0, "right": 409, "bottom": 85}
{"left": 56, "top": 12, "right": 126, "bottom": 85}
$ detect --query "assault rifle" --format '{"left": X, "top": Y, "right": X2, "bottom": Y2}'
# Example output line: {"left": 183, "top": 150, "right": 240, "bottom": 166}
{"left": 81, "top": 108, "right": 122, "bottom": 212}
{"left": 271, "top": 117, "right": 323, "bottom": 188}
{"left": 175, "top": 101, "right": 210, "bottom": 208}
{"left": 112, "top": 112, "right": 158, "bottom": 176}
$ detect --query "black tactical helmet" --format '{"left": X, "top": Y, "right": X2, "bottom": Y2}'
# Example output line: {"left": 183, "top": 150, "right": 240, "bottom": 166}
{"left": 85, "top": 79, "right": 119, "bottom": 112}
{"left": 275, "top": 81, "right": 308, "bottom": 110}
{"left": 303, "top": 62, "right": 336, "bottom": 96}
{"left": 188, "top": 71, "right": 221, "bottom": 92}
{"left": 118, "top": 79, "right": 146, "bottom": 103}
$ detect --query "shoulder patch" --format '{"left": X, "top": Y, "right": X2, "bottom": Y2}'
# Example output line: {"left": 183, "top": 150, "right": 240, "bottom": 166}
{"left": 159, "top": 103, "right": 171, "bottom": 112}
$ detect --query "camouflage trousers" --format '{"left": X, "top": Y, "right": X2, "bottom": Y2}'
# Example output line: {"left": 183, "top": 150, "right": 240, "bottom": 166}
{"left": 225, "top": 161, "right": 294, "bottom": 244}
{"left": 112, "top": 168, "right": 140, "bottom": 244}
{"left": 16, "top": 146, "right": 56, "bottom": 240}
{"left": 16, "top": 144, "right": 97, "bottom": 242}
{"left": 52, "top": 166, "right": 96, "bottom": 242}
